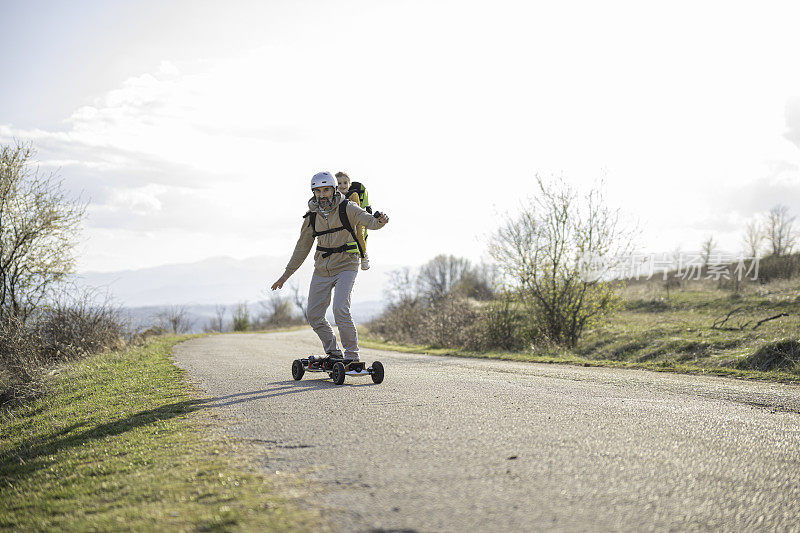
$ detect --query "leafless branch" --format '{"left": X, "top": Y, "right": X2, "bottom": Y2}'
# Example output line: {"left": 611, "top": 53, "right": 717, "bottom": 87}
{"left": 752, "top": 313, "right": 789, "bottom": 330}
{"left": 712, "top": 307, "right": 744, "bottom": 330}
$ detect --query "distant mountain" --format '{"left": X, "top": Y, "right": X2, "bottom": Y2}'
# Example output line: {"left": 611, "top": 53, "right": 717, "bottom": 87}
{"left": 121, "top": 299, "right": 387, "bottom": 334}
{"left": 77, "top": 255, "right": 399, "bottom": 328}
{"left": 78, "top": 256, "right": 288, "bottom": 307}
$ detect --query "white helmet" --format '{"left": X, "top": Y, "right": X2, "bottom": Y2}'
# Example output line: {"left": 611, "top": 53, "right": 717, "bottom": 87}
{"left": 310, "top": 171, "right": 335, "bottom": 189}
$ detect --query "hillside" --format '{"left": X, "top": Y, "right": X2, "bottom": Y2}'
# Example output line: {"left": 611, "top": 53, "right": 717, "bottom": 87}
{"left": 364, "top": 277, "right": 800, "bottom": 381}
{"left": 576, "top": 279, "right": 800, "bottom": 374}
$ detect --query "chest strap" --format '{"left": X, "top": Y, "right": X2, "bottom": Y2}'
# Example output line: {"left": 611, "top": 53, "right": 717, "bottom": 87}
{"left": 316, "top": 242, "right": 359, "bottom": 258}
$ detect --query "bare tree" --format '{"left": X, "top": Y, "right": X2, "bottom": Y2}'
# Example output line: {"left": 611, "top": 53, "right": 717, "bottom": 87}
{"left": 490, "top": 175, "right": 633, "bottom": 347}
{"left": 385, "top": 267, "right": 418, "bottom": 305}
{"left": 765, "top": 204, "right": 797, "bottom": 256}
{"left": 156, "top": 305, "right": 193, "bottom": 333}
{"left": 662, "top": 246, "right": 683, "bottom": 298}
{"left": 664, "top": 277, "right": 681, "bottom": 300}
{"left": 0, "top": 142, "right": 86, "bottom": 321}
{"left": 742, "top": 219, "right": 763, "bottom": 258}
{"left": 214, "top": 304, "right": 227, "bottom": 332}
{"left": 416, "top": 255, "right": 472, "bottom": 302}
{"left": 290, "top": 283, "right": 308, "bottom": 322}
{"left": 700, "top": 235, "right": 717, "bottom": 267}
{"left": 204, "top": 304, "right": 227, "bottom": 332}
{"left": 257, "top": 293, "right": 297, "bottom": 328}
{"left": 370, "top": 267, "right": 423, "bottom": 343}
{"left": 670, "top": 246, "right": 683, "bottom": 271}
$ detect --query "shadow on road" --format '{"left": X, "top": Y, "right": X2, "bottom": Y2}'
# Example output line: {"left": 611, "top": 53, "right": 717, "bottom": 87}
{"left": 208, "top": 379, "right": 375, "bottom": 406}
{"left": 0, "top": 379, "right": 375, "bottom": 487}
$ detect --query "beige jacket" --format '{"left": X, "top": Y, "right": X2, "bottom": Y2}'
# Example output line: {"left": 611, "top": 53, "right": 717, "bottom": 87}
{"left": 281, "top": 193, "right": 386, "bottom": 279}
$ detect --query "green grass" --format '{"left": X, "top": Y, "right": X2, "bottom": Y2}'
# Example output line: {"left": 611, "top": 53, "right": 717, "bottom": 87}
{"left": 362, "top": 280, "right": 800, "bottom": 383}
{"left": 0, "top": 336, "right": 319, "bottom": 532}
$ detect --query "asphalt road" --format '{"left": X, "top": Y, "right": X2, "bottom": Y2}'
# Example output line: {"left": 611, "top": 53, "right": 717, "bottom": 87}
{"left": 173, "top": 330, "right": 800, "bottom": 532}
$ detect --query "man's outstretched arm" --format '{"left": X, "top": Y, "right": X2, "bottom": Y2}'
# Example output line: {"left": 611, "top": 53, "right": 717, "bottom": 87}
{"left": 347, "top": 202, "right": 390, "bottom": 229}
{"left": 271, "top": 219, "right": 314, "bottom": 290}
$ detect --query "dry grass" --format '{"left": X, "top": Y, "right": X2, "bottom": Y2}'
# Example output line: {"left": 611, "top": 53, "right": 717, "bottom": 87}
{"left": 365, "top": 278, "right": 800, "bottom": 380}
{"left": 0, "top": 298, "right": 126, "bottom": 405}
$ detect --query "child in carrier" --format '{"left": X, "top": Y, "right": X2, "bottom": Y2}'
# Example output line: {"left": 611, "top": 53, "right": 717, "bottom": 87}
{"left": 335, "top": 171, "right": 372, "bottom": 270}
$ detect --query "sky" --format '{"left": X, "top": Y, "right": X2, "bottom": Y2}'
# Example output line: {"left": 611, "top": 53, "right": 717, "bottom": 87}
{"left": 2, "top": 0, "right": 800, "bottom": 278}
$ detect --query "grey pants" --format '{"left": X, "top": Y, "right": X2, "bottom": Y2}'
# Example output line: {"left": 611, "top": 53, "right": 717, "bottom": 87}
{"left": 307, "top": 269, "right": 359, "bottom": 358}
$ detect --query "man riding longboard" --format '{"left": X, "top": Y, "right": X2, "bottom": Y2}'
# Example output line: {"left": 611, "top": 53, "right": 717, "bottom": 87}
{"left": 271, "top": 171, "right": 390, "bottom": 362}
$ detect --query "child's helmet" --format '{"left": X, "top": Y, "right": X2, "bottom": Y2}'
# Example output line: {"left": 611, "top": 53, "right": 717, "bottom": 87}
{"left": 310, "top": 172, "right": 335, "bottom": 190}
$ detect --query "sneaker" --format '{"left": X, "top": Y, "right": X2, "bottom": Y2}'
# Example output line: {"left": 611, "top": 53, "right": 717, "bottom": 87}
{"left": 343, "top": 353, "right": 360, "bottom": 362}
{"left": 360, "top": 254, "right": 370, "bottom": 270}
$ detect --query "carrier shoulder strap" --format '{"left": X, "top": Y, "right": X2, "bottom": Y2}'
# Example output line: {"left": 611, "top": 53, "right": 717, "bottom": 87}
{"left": 303, "top": 210, "right": 317, "bottom": 233}
{"left": 347, "top": 181, "right": 371, "bottom": 213}
{"left": 348, "top": 181, "right": 365, "bottom": 202}
{"left": 338, "top": 201, "right": 365, "bottom": 258}
{"left": 303, "top": 209, "right": 346, "bottom": 238}
{"left": 348, "top": 181, "right": 365, "bottom": 194}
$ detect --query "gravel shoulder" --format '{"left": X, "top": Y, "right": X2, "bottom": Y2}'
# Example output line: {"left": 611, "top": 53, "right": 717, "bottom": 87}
{"left": 173, "top": 329, "right": 800, "bottom": 532}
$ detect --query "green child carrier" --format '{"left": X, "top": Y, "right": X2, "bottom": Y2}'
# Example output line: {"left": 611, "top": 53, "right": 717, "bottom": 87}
{"left": 346, "top": 181, "right": 372, "bottom": 214}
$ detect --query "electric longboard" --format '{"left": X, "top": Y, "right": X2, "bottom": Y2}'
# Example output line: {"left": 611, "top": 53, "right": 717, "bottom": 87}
{"left": 291, "top": 355, "right": 384, "bottom": 385}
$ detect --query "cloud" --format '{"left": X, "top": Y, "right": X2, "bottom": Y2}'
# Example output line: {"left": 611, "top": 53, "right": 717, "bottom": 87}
{"left": 4, "top": 9, "right": 800, "bottom": 273}
{"left": 687, "top": 213, "right": 749, "bottom": 234}
{"left": 0, "top": 126, "right": 235, "bottom": 214}
{"left": 108, "top": 184, "right": 165, "bottom": 216}
{"left": 1, "top": 54, "right": 311, "bottom": 186}
{"left": 88, "top": 185, "right": 224, "bottom": 231}
{"left": 0, "top": 56, "right": 317, "bottom": 243}
{"left": 719, "top": 163, "right": 800, "bottom": 216}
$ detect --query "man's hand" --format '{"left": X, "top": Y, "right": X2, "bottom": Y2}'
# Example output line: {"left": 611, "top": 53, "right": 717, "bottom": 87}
{"left": 376, "top": 212, "right": 389, "bottom": 224}
{"left": 271, "top": 278, "right": 286, "bottom": 291}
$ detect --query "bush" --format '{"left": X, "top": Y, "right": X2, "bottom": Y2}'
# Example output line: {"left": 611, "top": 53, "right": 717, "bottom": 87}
{"left": 37, "top": 297, "right": 126, "bottom": 362}
{"left": 0, "top": 298, "right": 125, "bottom": 404}
{"left": 489, "top": 176, "right": 631, "bottom": 347}
{"left": 367, "top": 298, "right": 425, "bottom": 344}
{"left": 417, "top": 296, "right": 480, "bottom": 349}
{"left": 757, "top": 254, "right": 800, "bottom": 283}
{"left": 231, "top": 303, "right": 250, "bottom": 332}
{"left": 0, "top": 142, "right": 126, "bottom": 405}
{"left": 369, "top": 295, "right": 534, "bottom": 353}
{"left": 464, "top": 296, "right": 531, "bottom": 352}
{"left": 0, "top": 315, "right": 44, "bottom": 399}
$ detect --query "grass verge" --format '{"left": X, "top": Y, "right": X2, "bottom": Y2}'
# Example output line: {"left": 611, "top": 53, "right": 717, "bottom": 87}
{"left": 362, "top": 281, "right": 800, "bottom": 384}
{"left": 0, "top": 335, "right": 318, "bottom": 532}
{"left": 360, "top": 336, "right": 800, "bottom": 384}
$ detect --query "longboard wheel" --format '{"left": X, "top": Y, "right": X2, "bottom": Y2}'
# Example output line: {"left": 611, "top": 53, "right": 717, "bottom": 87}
{"left": 292, "top": 359, "right": 304, "bottom": 380}
{"left": 332, "top": 362, "right": 346, "bottom": 385}
{"left": 371, "top": 361, "right": 384, "bottom": 384}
